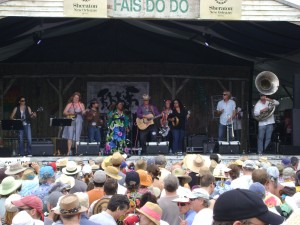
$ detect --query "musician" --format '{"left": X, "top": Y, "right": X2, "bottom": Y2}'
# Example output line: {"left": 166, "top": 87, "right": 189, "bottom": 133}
{"left": 85, "top": 98, "right": 102, "bottom": 143}
{"left": 217, "top": 91, "right": 236, "bottom": 141}
{"left": 62, "top": 92, "right": 86, "bottom": 156}
{"left": 106, "top": 101, "right": 129, "bottom": 154}
{"left": 169, "top": 99, "right": 190, "bottom": 154}
{"left": 136, "top": 94, "right": 160, "bottom": 154}
{"left": 254, "top": 93, "right": 279, "bottom": 155}
{"left": 10, "top": 96, "right": 36, "bottom": 157}
{"left": 160, "top": 99, "right": 172, "bottom": 141}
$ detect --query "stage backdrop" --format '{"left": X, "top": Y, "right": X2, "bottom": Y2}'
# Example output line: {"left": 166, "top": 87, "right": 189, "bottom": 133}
{"left": 87, "top": 82, "right": 149, "bottom": 113}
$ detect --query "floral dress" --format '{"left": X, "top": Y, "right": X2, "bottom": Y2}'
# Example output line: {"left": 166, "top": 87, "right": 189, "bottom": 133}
{"left": 105, "top": 110, "right": 129, "bottom": 154}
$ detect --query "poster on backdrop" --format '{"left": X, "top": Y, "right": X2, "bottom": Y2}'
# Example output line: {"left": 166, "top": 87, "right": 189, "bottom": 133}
{"left": 87, "top": 82, "right": 149, "bottom": 113}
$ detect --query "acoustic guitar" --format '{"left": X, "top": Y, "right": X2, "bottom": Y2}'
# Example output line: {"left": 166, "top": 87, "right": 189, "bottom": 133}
{"left": 136, "top": 114, "right": 162, "bottom": 130}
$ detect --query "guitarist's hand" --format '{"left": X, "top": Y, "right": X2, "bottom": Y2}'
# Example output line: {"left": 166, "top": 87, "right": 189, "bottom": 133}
{"left": 31, "top": 112, "right": 37, "bottom": 118}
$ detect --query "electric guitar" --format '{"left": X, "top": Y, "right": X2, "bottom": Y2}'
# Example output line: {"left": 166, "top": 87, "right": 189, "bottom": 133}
{"left": 136, "top": 114, "right": 162, "bottom": 130}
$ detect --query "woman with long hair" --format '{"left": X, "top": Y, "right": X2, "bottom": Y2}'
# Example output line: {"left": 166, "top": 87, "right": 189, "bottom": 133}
{"left": 169, "top": 99, "right": 190, "bottom": 154}
{"left": 62, "top": 92, "right": 86, "bottom": 156}
{"left": 105, "top": 101, "right": 129, "bottom": 154}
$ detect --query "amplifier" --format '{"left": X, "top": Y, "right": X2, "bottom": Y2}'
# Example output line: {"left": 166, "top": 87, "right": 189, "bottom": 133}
{"left": 188, "top": 134, "right": 208, "bottom": 147}
{"left": 186, "top": 147, "right": 204, "bottom": 153}
{"left": 77, "top": 142, "right": 100, "bottom": 155}
{"left": 32, "top": 143, "right": 54, "bottom": 156}
{"left": 56, "top": 138, "right": 68, "bottom": 155}
{"left": 218, "top": 141, "right": 240, "bottom": 154}
{"left": 146, "top": 142, "right": 169, "bottom": 154}
{"left": 203, "top": 141, "right": 217, "bottom": 154}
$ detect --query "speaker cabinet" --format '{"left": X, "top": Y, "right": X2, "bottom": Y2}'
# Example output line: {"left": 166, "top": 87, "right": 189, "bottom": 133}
{"left": 146, "top": 142, "right": 169, "bottom": 154}
{"left": 78, "top": 142, "right": 100, "bottom": 155}
{"left": 203, "top": 141, "right": 217, "bottom": 154}
{"left": 188, "top": 135, "right": 208, "bottom": 147}
{"left": 32, "top": 143, "right": 54, "bottom": 156}
{"left": 280, "top": 145, "right": 300, "bottom": 155}
{"left": 56, "top": 138, "right": 68, "bottom": 155}
{"left": 218, "top": 142, "right": 240, "bottom": 154}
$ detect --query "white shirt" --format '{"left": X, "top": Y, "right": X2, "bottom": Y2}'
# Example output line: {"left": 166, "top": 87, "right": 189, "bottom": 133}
{"left": 191, "top": 208, "right": 213, "bottom": 225}
{"left": 160, "top": 186, "right": 191, "bottom": 198}
{"left": 217, "top": 100, "right": 236, "bottom": 125}
{"left": 89, "top": 211, "right": 117, "bottom": 225}
{"left": 117, "top": 183, "right": 127, "bottom": 195}
{"left": 231, "top": 175, "right": 253, "bottom": 190}
{"left": 254, "top": 100, "right": 279, "bottom": 126}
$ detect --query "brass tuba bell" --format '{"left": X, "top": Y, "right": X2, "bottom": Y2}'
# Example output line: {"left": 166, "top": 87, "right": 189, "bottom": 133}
{"left": 253, "top": 71, "right": 279, "bottom": 121}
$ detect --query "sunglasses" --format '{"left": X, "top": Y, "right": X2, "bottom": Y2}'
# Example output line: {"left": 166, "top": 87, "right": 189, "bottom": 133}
{"left": 223, "top": 94, "right": 228, "bottom": 96}
{"left": 18, "top": 207, "right": 32, "bottom": 211}
{"left": 20, "top": 100, "right": 26, "bottom": 102}
{"left": 177, "top": 202, "right": 188, "bottom": 207}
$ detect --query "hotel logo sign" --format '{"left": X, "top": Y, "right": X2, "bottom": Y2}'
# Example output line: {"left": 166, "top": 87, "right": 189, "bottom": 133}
{"left": 200, "top": 0, "right": 242, "bottom": 20}
{"left": 64, "top": 0, "right": 107, "bottom": 17}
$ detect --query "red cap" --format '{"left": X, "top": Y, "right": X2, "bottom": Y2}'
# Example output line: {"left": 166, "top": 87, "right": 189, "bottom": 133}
{"left": 48, "top": 162, "right": 57, "bottom": 172}
{"left": 12, "top": 196, "right": 44, "bottom": 221}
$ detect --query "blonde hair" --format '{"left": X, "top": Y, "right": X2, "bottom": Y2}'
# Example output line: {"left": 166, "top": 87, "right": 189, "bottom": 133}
{"left": 5, "top": 211, "right": 17, "bottom": 225}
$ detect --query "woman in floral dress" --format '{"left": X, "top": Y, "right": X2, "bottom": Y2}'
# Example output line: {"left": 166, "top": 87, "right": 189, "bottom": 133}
{"left": 105, "top": 101, "right": 129, "bottom": 154}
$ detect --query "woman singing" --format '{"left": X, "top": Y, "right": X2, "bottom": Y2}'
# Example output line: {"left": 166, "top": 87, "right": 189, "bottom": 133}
{"left": 10, "top": 96, "right": 36, "bottom": 156}
{"left": 169, "top": 99, "right": 190, "bottom": 154}
{"left": 62, "top": 92, "right": 86, "bottom": 156}
{"left": 105, "top": 101, "right": 129, "bottom": 155}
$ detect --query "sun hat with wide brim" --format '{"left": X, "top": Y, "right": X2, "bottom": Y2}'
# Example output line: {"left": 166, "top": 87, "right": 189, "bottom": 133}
{"left": 101, "top": 156, "right": 112, "bottom": 170}
{"left": 0, "top": 176, "right": 22, "bottom": 195}
{"left": 5, "top": 162, "right": 26, "bottom": 175}
{"left": 136, "top": 202, "right": 162, "bottom": 225}
{"left": 62, "top": 161, "right": 81, "bottom": 175}
{"left": 53, "top": 194, "right": 87, "bottom": 215}
{"left": 104, "top": 166, "right": 122, "bottom": 180}
{"left": 184, "top": 154, "right": 211, "bottom": 174}
{"left": 55, "top": 174, "right": 75, "bottom": 188}
{"left": 172, "top": 168, "right": 192, "bottom": 184}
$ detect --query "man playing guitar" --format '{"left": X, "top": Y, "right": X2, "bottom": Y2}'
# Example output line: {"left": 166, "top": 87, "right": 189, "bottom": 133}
{"left": 136, "top": 94, "right": 160, "bottom": 155}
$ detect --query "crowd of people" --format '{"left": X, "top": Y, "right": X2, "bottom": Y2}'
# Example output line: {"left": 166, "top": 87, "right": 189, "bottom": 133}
{"left": 0, "top": 153, "right": 300, "bottom": 225}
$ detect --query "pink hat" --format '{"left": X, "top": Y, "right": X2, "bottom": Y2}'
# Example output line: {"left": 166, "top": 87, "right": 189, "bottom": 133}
{"left": 12, "top": 195, "right": 44, "bottom": 221}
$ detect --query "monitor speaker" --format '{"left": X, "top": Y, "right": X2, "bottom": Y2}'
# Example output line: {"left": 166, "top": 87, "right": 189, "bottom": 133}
{"left": 78, "top": 142, "right": 100, "bottom": 155}
{"left": 32, "top": 143, "right": 54, "bottom": 156}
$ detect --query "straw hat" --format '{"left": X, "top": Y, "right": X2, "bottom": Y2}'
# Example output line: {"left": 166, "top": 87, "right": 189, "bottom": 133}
{"left": 101, "top": 156, "right": 112, "bottom": 170}
{"left": 136, "top": 169, "right": 152, "bottom": 187}
{"left": 53, "top": 194, "right": 87, "bottom": 215}
{"left": 141, "top": 94, "right": 151, "bottom": 101}
{"left": 136, "top": 202, "right": 161, "bottom": 225}
{"left": 110, "top": 152, "right": 124, "bottom": 166}
{"left": 5, "top": 162, "right": 26, "bottom": 175}
{"left": 172, "top": 168, "right": 192, "bottom": 183}
{"left": 22, "top": 168, "right": 36, "bottom": 180}
{"left": 62, "top": 161, "right": 81, "bottom": 175}
{"left": 91, "top": 164, "right": 100, "bottom": 171}
{"left": 105, "top": 166, "right": 122, "bottom": 180}
{"left": 184, "top": 154, "right": 211, "bottom": 173}
{"left": 234, "top": 159, "right": 243, "bottom": 166}
{"left": 56, "top": 158, "right": 68, "bottom": 168}
{"left": 213, "top": 164, "right": 231, "bottom": 179}
{"left": 55, "top": 174, "right": 75, "bottom": 188}
{"left": 0, "top": 176, "right": 22, "bottom": 195}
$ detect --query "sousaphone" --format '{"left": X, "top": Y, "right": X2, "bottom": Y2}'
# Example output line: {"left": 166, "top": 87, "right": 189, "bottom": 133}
{"left": 253, "top": 71, "right": 279, "bottom": 121}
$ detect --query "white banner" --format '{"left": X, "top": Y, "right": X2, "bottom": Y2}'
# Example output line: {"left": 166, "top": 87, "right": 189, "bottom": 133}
{"left": 87, "top": 82, "right": 149, "bottom": 113}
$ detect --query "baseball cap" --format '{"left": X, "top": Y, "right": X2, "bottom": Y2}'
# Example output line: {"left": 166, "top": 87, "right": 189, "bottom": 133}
{"left": 125, "top": 171, "right": 140, "bottom": 186}
{"left": 242, "top": 160, "right": 256, "bottom": 170}
{"left": 213, "top": 189, "right": 284, "bottom": 224}
{"left": 188, "top": 188, "right": 209, "bottom": 200}
{"left": 267, "top": 166, "right": 279, "bottom": 179}
{"left": 281, "top": 157, "right": 291, "bottom": 167}
{"left": 93, "top": 170, "right": 106, "bottom": 183}
{"left": 12, "top": 195, "right": 44, "bottom": 221}
{"left": 39, "top": 166, "right": 54, "bottom": 179}
{"left": 249, "top": 182, "right": 266, "bottom": 199}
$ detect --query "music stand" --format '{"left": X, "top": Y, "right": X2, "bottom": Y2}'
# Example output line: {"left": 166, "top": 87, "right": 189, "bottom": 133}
{"left": 50, "top": 118, "right": 72, "bottom": 127}
{"left": 1, "top": 120, "right": 23, "bottom": 130}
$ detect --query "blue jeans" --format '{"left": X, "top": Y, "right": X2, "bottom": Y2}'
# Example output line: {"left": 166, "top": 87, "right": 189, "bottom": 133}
{"left": 88, "top": 126, "right": 101, "bottom": 143}
{"left": 218, "top": 124, "right": 233, "bottom": 141}
{"left": 172, "top": 129, "right": 185, "bottom": 153}
{"left": 19, "top": 124, "right": 32, "bottom": 156}
{"left": 258, "top": 124, "right": 273, "bottom": 154}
